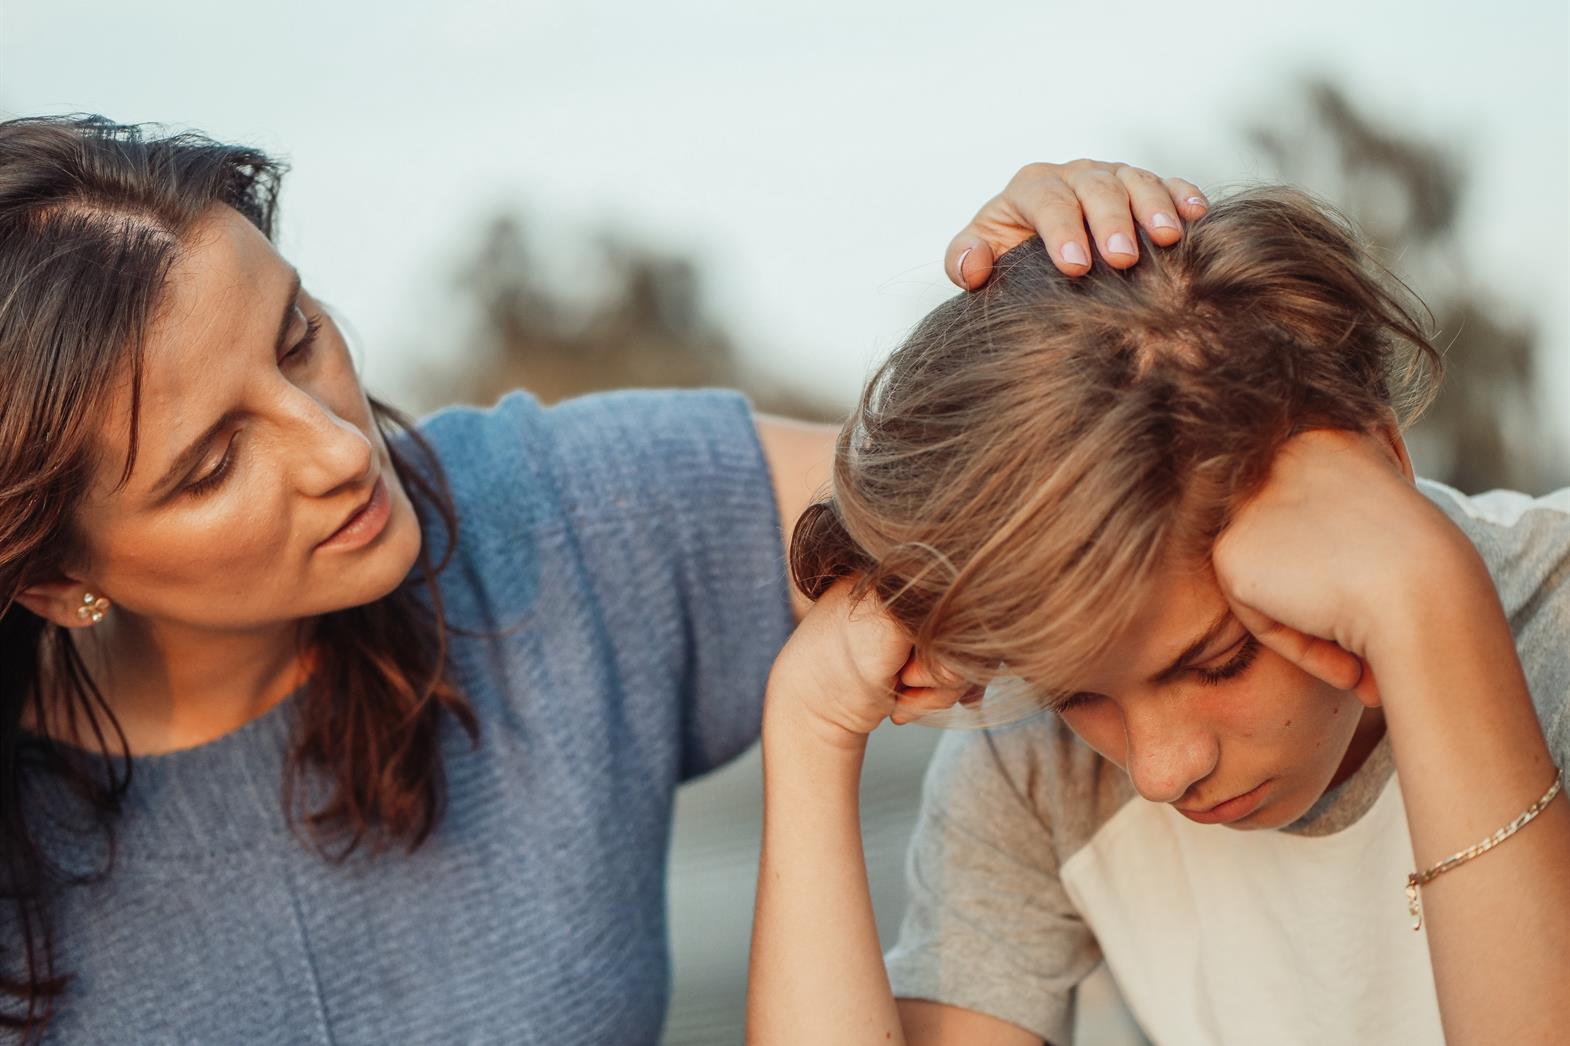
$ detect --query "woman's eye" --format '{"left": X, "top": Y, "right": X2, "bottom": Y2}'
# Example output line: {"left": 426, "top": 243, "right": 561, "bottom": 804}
{"left": 184, "top": 437, "right": 238, "bottom": 498}
{"left": 283, "top": 314, "right": 323, "bottom": 363}
{"left": 1192, "top": 635, "right": 1261, "bottom": 686}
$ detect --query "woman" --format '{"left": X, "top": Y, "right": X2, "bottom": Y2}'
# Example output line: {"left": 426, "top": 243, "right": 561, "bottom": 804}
{"left": 0, "top": 114, "right": 1202, "bottom": 1042}
{"left": 748, "top": 188, "right": 1570, "bottom": 1044}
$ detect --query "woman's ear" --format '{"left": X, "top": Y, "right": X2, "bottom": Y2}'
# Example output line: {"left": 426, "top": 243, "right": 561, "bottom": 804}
{"left": 15, "top": 578, "right": 108, "bottom": 630}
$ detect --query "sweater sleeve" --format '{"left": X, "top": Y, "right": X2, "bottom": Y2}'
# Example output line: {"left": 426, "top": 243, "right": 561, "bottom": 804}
{"left": 414, "top": 387, "right": 792, "bottom": 780}
{"left": 538, "top": 388, "right": 795, "bottom": 779}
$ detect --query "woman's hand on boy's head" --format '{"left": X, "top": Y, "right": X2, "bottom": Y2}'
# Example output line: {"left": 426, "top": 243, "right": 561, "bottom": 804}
{"left": 947, "top": 160, "right": 1209, "bottom": 289}
{"left": 1212, "top": 428, "right": 1479, "bottom": 706}
{"left": 765, "top": 579, "right": 972, "bottom": 748}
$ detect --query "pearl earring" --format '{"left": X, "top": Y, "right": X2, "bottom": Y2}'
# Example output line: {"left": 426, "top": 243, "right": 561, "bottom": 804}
{"left": 75, "top": 592, "right": 110, "bottom": 625}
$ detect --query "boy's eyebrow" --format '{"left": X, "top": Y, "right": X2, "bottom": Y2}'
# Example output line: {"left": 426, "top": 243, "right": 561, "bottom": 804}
{"left": 1149, "top": 607, "right": 1236, "bottom": 684}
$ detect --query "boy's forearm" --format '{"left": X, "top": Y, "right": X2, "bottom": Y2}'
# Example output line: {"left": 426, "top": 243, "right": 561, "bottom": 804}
{"left": 1373, "top": 548, "right": 1570, "bottom": 1044}
{"left": 747, "top": 696, "right": 906, "bottom": 1045}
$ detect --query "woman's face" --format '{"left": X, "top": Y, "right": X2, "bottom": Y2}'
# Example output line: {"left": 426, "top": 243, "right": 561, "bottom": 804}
{"left": 68, "top": 204, "right": 422, "bottom": 633}
{"left": 1051, "top": 559, "right": 1379, "bottom": 830}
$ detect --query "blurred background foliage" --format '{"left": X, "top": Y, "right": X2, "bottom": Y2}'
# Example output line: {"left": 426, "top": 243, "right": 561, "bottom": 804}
{"left": 420, "top": 217, "right": 838, "bottom": 421}
{"left": 429, "top": 79, "right": 1564, "bottom": 496}
{"left": 1246, "top": 80, "right": 1563, "bottom": 493}
{"left": 416, "top": 80, "right": 1565, "bottom": 1045}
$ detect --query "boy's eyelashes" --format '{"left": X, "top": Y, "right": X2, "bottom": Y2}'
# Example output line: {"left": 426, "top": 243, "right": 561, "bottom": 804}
{"left": 1190, "top": 634, "right": 1262, "bottom": 686}
{"left": 1049, "top": 633, "right": 1263, "bottom": 714}
{"left": 1050, "top": 691, "right": 1099, "bottom": 715}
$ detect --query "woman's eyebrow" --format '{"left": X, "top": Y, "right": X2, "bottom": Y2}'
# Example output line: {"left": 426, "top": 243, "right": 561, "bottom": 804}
{"left": 1149, "top": 608, "right": 1236, "bottom": 684}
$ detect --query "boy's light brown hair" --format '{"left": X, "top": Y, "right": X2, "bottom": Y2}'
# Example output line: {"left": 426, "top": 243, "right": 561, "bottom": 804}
{"left": 791, "top": 186, "right": 1443, "bottom": 700}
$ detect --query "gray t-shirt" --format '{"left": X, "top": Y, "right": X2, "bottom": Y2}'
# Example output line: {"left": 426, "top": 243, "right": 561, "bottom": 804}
{"left": 885, "top": 480, "right": 1570, "bottom": 1045}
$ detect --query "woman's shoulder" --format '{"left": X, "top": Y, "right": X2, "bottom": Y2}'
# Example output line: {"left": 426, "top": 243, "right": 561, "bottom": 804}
{"left": 410, "top": 386, "right": 766, "bottom": 533}
{"left": 401, "top": 388, "right": 789, "bottom": 777}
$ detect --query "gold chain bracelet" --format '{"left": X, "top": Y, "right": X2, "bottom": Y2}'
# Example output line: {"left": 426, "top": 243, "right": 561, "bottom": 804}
{"left": 1405, "top": 770, "right": 1563, "bottom": 931}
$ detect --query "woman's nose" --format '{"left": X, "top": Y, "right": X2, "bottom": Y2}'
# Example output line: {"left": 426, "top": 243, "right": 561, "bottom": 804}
{"left": 289, "top": 398, "right": 376, "bottom": 497}
{"left": 1122, "top": 702, "right": 1219, "bottom": 805}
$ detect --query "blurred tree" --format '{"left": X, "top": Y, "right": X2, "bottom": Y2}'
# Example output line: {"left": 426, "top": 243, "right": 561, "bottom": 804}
{"left": 430, "top": 212, "right": 838, "bottom": 421}
{"left": 1248, "top": 80, "right": 1563, "bottom": 493}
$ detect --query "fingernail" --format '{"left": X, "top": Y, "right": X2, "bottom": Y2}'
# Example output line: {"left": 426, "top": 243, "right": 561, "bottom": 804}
{"left": 1107, "top": 233, "right": 1137, "bottom": 257}
{"left": 1151, "top": 211, "right": 1179, "bottom": 231}
{"left": 1060, "top": 242, "right": 1089, "bottom": 267}
{"left": 955, "top": 246, "right": 974, "bottom": 287}
{"left": 1186, "top": 195, "right": 1208, "bottom": 209}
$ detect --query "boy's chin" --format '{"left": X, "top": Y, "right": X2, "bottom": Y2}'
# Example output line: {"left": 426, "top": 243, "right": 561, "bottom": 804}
{"left": 1237, "top": 785, "right": 1322, "bottom": 831}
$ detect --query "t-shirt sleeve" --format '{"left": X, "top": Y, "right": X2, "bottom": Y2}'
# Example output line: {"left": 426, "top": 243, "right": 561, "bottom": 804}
{"left": 541, "top": 388, "right": 795, "bottom": 779}
{"left": 1419, "top": 481, "right": 1570, "bottom": 776}
{"left": 886, "top": 727, "right": 1102, "bottom": 1045}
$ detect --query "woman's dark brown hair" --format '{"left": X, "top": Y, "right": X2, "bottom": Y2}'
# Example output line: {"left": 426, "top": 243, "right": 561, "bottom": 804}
{"left": 0, "top": 114, "right": 476, "bottom": 1037}
{"left": 792, "top": 187, "right": 1443, "bottom": 704}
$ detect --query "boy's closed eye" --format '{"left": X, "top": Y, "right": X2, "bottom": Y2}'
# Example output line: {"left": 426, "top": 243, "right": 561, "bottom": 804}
{"left": 1050, "top": 632, "right": 1263, "bottom": 715}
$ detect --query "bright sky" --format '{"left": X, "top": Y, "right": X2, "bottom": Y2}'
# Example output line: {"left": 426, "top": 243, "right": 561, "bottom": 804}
{"left": 4, "top": 1, "right": 1567, "bottom": 444}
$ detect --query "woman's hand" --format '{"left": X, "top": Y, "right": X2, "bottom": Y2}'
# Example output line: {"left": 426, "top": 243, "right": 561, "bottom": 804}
{"left": 946, "top": 159, "right": 1209, "bottom": 288}
{"left": 765, "top": 580, "right": 973, "bottom": 749}
{"left": 1211, "top": 428, "right": 1480, "bottom": 705}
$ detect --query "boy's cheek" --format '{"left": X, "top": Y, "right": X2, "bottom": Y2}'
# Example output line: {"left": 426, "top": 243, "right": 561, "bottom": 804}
{"left": 1061, "top": 709, "right": 1129, "bottom": 769}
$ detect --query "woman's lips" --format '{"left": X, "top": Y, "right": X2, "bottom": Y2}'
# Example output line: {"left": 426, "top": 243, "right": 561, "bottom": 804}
{"left": 1175, "top": 778, "right": 1274, "bottom": 826}
{"left": 317, "top": 476, "right": 390, "bottom": 550}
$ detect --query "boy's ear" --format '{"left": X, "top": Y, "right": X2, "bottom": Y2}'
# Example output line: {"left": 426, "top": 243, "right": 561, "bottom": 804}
{"left": 1372, "top": 409, "right": 1417, "bottom": 485}
{"left": 14, "top": 578, "right": 104, "bottom": 630}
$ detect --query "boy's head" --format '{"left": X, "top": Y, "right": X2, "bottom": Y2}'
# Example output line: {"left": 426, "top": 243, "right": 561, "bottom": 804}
{"left": 793, "top": 186, "right": 1441, "bottom": 827}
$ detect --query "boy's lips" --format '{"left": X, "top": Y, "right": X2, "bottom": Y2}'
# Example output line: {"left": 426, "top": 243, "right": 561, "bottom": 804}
{"left": 1175, "top": 778, "right": 1274, "bottom": 825}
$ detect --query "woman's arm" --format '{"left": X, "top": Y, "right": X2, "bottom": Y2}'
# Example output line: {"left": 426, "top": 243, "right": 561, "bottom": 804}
{"left": 754, "top": 415, "right": 836, "bottom": 621}
{"left": 745, "top": 583, "right": 1042, "bottom": 1045}
{"left": 1215, "top": 431, "right": 1570, "bottom": 1045}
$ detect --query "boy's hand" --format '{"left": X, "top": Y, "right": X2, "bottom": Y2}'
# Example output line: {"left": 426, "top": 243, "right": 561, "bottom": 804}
{"left": 765, "top": 580, "right": 973, "bottom": 749}
{"left": 947, "top": 159, "right": 1209, "bottom": 288}
{"left": 1212, "top": 429, "right": 1481, "bottom": 706}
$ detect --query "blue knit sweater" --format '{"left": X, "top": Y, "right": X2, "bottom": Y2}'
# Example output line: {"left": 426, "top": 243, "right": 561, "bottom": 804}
{"left": 31, "top": 390, "right": 794, "bottom": 1044}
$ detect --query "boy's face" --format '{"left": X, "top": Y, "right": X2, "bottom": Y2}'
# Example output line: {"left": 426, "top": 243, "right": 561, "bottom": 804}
{"left": 1052, "top": 559, "right": 1383, "bottom": 830}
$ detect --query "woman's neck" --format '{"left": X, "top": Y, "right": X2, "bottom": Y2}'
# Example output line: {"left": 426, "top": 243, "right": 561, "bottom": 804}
{"left": 57, "top": 612, "right": 312, "bottom": 755}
